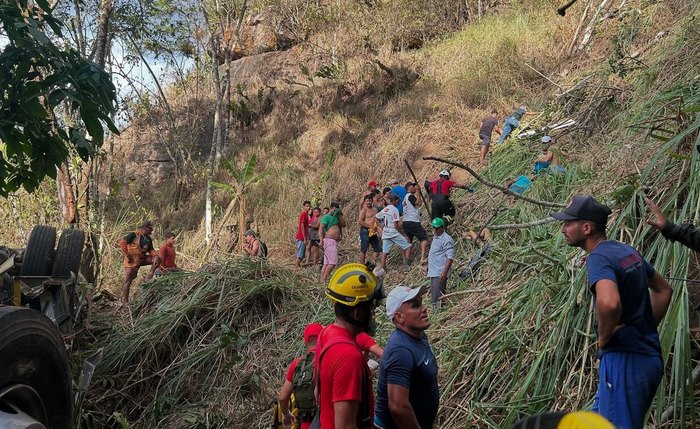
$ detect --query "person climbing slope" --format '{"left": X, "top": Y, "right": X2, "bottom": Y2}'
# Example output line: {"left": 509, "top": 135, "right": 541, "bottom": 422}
{"left": 424, "top": 170, "right": 468, "bottom": 222}
{"left": 479, "top": 109, "right": 501, "bottom": 165}
{"left": 496, "top": 105, "right": 527, "bottom": 145}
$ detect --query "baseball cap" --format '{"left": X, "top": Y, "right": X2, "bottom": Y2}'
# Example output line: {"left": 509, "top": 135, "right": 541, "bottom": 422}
{"left": 439, "top": 170, "right": 450, "bottom": 178}
{"left": 368, "top": 180, "right": 378, "bottom": 188}
{"left": 388, "top": 179, "right": 399, "bottom": 185}
{"left": 405, "top": 181, "right": 415, "bottom": 188}
{"left": 431, "top": 217, "right": 445, "bottom": 228}
{"left": 550, "top": 195, "right": 612, "bottom": 225}
{"left": 541, "top": 135, "right": 552, "bottom": 144}
{"left": 303, "top": 322, "right": 324, "bottom": 344}
{"left": 386, "top": 285, "right": 423, "bottom": 318}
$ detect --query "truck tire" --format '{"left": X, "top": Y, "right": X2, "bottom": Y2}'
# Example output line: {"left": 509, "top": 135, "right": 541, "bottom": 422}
{"left": 0, "top": 306, "right": 72, "bottom": 428}
{"left": 20, "top": 226, "right": 57, "bottom": 277}
{"left": 52, "top": 229, "right": 85, "bottom": 277}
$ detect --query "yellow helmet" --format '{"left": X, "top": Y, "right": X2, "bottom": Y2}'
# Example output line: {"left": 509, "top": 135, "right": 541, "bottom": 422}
{"left": 326, "top": 263, "right": 378, "bottom": 306}
{"left": 558, "top": 412, "right": 614, "bottom": 429}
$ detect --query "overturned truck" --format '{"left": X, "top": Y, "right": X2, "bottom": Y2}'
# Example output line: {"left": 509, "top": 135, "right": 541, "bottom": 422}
{"left": 0, "top": 226, "right": 86, "bottom": 429}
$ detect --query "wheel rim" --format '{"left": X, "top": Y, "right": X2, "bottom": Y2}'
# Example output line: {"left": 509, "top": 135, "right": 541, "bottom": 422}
{"left": 0, "top": 384, "right": 48, "bottom": 428}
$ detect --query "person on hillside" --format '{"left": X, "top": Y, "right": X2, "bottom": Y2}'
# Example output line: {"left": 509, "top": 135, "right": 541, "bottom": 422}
{"left": 374, "top": 286, "right": 439, "bottom": 429}
{"left": 118, "top": 220, "right": 161, "bottom": 304}
{"left": 381, "top": 187, "right": 393, "bottom": 208}
{"left": 278, "top": 322, "right": 324, "bottom": 429}
{"left": 360, "top": 180, "right": 379, "bottom": 209}
{"left": 358, "top": 194, "right": 383, "bottom": 265}
{"left": 402, "top": 182, "right": 429, "bottom": 265}
{"left": 424, "top": 170, "right": 468, "bottom": 222}
{"left": 372, "top": 189, "right": 384, "bottom": 212}
{"left": 389, "top": 179, "right": 408, "bottom": 216}
{"left": 552, "top": 195, "right": 672, "bottom": 429}
{"left": 155, "top": 232, "right": 180, "bottom": 276}
{"left": 295, "top": 200, "right": 311, "bottom": 268}
{"left": 307, "top": 207, "right": 322, "bottom": 266}
{"left": 496, "top": 105, "right": 527, "bottom": 145}
{"left": 479, "top": 109, "right": 502, "bottom": 166}
{"left": 644, "top": 197, "right": 700, "bottom": 252}
{"left": 242, "top": 229, "right": 265, "bottom": 257}
{"left": 320, "top": 202, "right": 346, "bottom": 282}
{"left": 427, "top": 217, "right": 454, "bottom": 306}
{"left": 533, "top": 135, "right": 566, "bottom": 174}
{"left": 315, "top": 263, "right": 385, "bottom": 429}
{"left": 376, "top": 195, "right": 412, "bottom": 270}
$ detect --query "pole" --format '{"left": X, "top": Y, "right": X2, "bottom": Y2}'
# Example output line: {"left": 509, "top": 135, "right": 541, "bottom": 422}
{"left": 404, "top": 159, "right": 432, "bottom": 218}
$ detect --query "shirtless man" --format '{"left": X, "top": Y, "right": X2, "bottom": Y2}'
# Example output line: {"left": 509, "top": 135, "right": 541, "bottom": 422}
{"left": 358, "top": 194, "right": 383, "bottom": 264}
{"left": 534, "top": 135, "right": 565, "bottom": 174}
{"left": 319, "top": 202, "right": 346, "bottom": 282}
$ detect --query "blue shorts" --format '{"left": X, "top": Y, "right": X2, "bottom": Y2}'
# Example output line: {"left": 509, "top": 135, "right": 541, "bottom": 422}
{"left": 296, "top": 240, "right": 306, "bottom": 259}
{"left": 360, "top": 227, "right": 382, "bottom": 254}
{"left": 382, "top": 234, "right": 411, "bottom": 253}
{"left": 592, "top": 352, "right": 663, "bottom": 429}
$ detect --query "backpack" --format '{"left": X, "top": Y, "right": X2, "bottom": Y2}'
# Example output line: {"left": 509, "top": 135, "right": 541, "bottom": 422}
{"left": 292, "top": 350, "right": 316, "bottom": 422}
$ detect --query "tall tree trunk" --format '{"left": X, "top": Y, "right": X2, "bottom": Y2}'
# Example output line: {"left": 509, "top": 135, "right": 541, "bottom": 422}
{"left": 94, "top": 0, "right": 113, "bottom": 67}
{"left": 57, "top": 163, "right": 77, "bottom": 224}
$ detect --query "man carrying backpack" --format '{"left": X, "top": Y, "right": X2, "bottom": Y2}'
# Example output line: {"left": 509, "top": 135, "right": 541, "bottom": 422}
{"left": 118, "top": 220, "right": 161, "bottom": 304}
{"left": 424, "top": 170, "right": 468, "bottom": 222}
{"left": 278, "top": 322, "right": 324, "bottom": 429}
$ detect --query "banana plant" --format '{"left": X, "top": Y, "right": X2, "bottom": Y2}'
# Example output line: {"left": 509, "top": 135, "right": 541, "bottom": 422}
{"left": 204, "top": 155, "right": 269, "bottom": 261}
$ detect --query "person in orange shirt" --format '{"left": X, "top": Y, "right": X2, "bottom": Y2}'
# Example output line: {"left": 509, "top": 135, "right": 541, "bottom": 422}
{"left": 156, "top": 232, "right": 180, "bottom": 276}
{"left": 118, "top": 221, "right": 161, "bottom": 304}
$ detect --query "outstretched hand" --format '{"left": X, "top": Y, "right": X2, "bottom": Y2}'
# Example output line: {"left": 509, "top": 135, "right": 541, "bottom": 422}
{"left": 644, "top": 197, "right": 668, "bottom": 231}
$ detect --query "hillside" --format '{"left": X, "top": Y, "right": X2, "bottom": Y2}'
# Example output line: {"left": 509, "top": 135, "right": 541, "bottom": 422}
{"left": 2, "top": 0, "right": 699, "bottom": 427}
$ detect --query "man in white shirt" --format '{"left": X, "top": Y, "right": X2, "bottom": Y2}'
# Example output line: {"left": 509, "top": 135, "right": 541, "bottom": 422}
{"left": 427, "top": 217, "right": 454, "bottom": 306}
{"left": 376, "top": 194, "right": 412, "bottom": 270}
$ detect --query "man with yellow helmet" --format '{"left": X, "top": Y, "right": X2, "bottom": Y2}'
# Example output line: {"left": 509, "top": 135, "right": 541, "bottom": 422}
{"left": 314, "top": 263, "right": 386, "bottom": 429}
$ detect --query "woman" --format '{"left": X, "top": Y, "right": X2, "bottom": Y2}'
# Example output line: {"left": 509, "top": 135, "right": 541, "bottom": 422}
{"left": 306, "top": 207, "right": 322, "bottom": 266}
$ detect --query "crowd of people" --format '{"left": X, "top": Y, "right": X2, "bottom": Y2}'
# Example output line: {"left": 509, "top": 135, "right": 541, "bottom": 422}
{"left": 273, "top": 192, "right": 699, "bottom": 429}
{"left": 292, "top": 172, "right": 465, "bottom": 306}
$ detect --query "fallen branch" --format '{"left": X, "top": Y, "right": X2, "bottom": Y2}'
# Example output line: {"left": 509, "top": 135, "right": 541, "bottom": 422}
{"left": 422, "top": 157, "right": 566, "bottom": 208}
{"left": 533, "top": 249, "right": 561, "bottom": 264}
{"left": 488, "top": 217, "right": 558, "bottom": 230}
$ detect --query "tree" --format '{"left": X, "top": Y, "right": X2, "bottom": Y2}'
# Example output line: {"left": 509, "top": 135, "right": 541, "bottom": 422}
{"left": 204, "top": 154, "right": 268, "bottom": 260}
{"left": 0, "top": 0, "right": 118, "bottom": 197}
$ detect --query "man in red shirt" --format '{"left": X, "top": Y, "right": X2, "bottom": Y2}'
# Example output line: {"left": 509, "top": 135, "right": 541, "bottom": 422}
{"left": 315, "top": 263, "right": 385, "bottom": 429}
{"left": 279, "top": 322, "right": 324, "bottom": 429}
{"left": 296, "top": 200, "right": 311, "bottom": 268}
{"left": 425, "top": 170, "right": 468, "bottom": 222}
{"left": 156, "top": 232, "right": 179, "bottom": 275}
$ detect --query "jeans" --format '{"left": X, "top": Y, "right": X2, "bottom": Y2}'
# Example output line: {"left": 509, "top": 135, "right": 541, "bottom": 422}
{"left": 496, "top": 116, "right": 520, "bottom": 145}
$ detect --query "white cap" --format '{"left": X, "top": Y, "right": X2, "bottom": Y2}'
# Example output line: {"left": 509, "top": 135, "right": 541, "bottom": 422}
{"left": 541, "top": 135, "right": 552, "bottom": 143}
{"left": 385, "top": 285, "right": 423, "bottom": 318}
{"left": 439, "top": 170, "right": 450, "bottom": 178}
{"left": 388, "top": 178, "right": 400, "bottom": 185}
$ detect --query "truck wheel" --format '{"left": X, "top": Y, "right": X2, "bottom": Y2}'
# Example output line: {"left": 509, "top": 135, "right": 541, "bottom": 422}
{"left": 20, "top": 226, "right": 57, "bottom": 277}
{"left": 51, "top": 229, "right": 85, "bottom": 278}
{"left": 0, "top": 306, "right": 72, "bottom": 429}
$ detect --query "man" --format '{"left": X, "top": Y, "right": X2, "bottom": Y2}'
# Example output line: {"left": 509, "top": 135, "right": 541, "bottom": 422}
{"left": 320, "top": 202, "right": 346, "bottom": 282}
{"left": 296, "top": 200, "right": 311, "bottom": 268}
{"left": 479, "top": 109, "right": 501, "bottom": 165}
{"left": 552, "top": 195, "right": 672, "bottom": 429}
{"left": 315, "top": 263, "right": 384, "bottom": 429}
{"left": 534, "top": 135, "right": 565, "bottom": 174}
{"left": 118, "top": 220, "right": 161, "bottom": 304}
{"left": 645, "top": 197, "right": 700, "bottom": 252}
{"left": 496, "top": 105, "right": 527, "bottom": 145}
{"left": 427, "top": 217, "right": 454, "bottom": 305}
{"left": 156, "top": 232, "right": 180, "bottom": 275}
{"left": 375, "top": 195, "right": 412, "bottom": 270}
{"left": 425, "top": 170, "right": 468, "bottom": 222}
{"left": 242, "top": 229, "right": 266, "bottom": 257}
{"left": 402, "top": 182, "right": 428, "bottom": 264}
{"left": 389, "top": 179, "right": 407, "bottom": 216}
{"left": 358, "top": 194, "right": 382, "bottom": 265}
{"left": 360, "top": 180, "right": 379, "bottom": 209}
{"left": 278, "top": 322, "right": 324, "bottom": 429}
{"left": 374, "top": 286, "right": 438, "bottom": 429}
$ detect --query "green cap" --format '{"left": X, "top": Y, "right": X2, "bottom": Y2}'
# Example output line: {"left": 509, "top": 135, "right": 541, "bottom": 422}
{"left": 431, "top": 217, "right": 445, "bottom": 228}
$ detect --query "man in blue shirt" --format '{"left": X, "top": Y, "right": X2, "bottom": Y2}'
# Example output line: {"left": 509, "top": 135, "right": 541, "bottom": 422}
{"left": 552, "top": 195, "right": 672, "bottom": 429}
{"left": 375, "top": 286, "right": 439, "bottom": 429}
{"left": 389, "top": 179, "right": 408, "bottom": 216}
